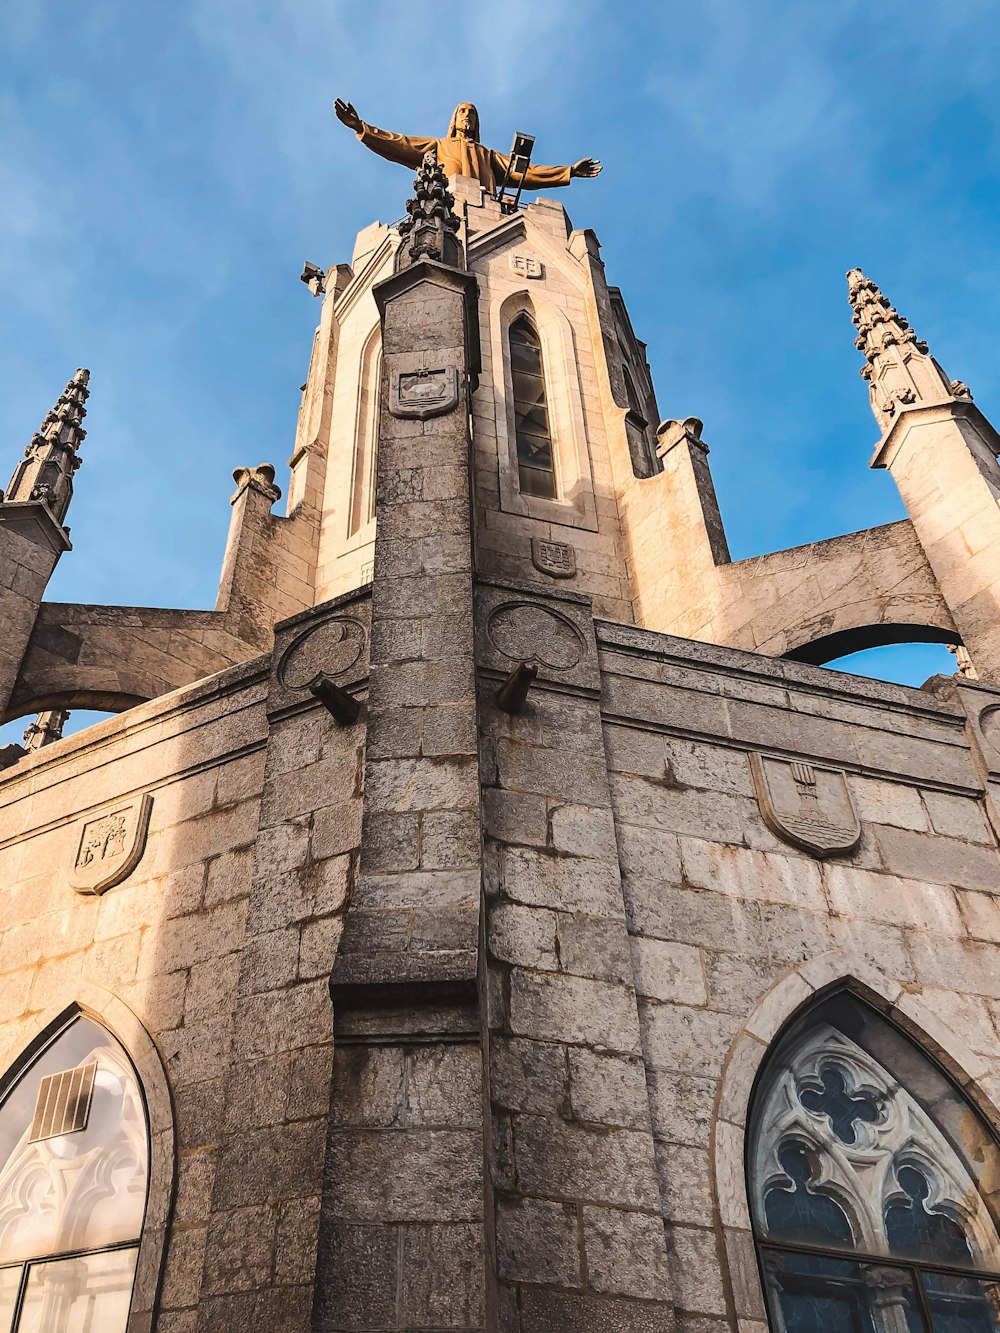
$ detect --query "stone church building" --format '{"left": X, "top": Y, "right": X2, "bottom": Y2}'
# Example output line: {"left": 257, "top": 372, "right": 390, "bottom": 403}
{"left": 1, "top": 136, "right": 1000, "bottom": 1333}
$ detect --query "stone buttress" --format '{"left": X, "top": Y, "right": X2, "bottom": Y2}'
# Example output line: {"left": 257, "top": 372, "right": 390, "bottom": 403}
{"left": 317, "top": 156, "right": 488, "bottom": 1329}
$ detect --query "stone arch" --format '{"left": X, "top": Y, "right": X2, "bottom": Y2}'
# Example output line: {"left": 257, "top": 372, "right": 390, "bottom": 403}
{"left": 492, "top": 287, "right": 598, "bottom": 530}
{"left": 711, "top": 953, "right": 1000, "bottom": 1325}
{"left": 3, "top": 686, "right": 148, "bottom": 726}
{"left": 4, "top": 603, "right": 255, "bottom": 725}
{"left": 783, "top": 620, "right": 960, "bottom": 666}
{"left": 0, "top": 983, "right": 175, "bottom": 1333}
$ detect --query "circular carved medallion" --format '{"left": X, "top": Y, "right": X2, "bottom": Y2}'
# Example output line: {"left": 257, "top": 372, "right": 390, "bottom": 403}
{"left": 980, "top": 705, "right": 1000, "bottom": 756}
{"left": 486, "top": 602, "right": 583, "bottom": 670}
{"left": 279, "top": 617, "right": 365, "bottom": 689}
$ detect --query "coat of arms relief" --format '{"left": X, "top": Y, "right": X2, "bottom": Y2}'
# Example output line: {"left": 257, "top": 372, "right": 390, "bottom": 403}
{"left": 751, "top": 755, "right": 861, "bottom": 858}
{"left": 69, "top": 794, "right": 153, "bottom": 895}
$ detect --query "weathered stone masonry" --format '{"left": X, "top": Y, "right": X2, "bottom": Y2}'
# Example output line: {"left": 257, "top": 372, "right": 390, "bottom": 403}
{"left": 3, "top": 156, "right": 1000, "bottom": 1333}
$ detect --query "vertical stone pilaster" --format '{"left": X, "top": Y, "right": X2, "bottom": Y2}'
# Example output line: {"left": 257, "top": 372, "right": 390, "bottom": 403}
{"left": 0, "top": 506, "right": 70, "bottom": 719}
{"left": 476, "top": 583, "right": 674, "bottom": 1330}
{"left": 198, "top": 594, "right": 369, "bottom": 1331}
{"left": 847, "top": 268, "right": 1000, "bottom": 678}
{"left": 872, "top": 402, "right": 1000, "bottom": 676}
{"left": 318, "top": 253, "right": 487, "bottom": 1331}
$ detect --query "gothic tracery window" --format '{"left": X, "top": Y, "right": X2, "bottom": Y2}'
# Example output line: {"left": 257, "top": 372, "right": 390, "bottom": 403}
{"left": 749, "top": 992, "right": 1000, "bottom": 1333}
{"left": 0, "top": 1015, "right": 148, "bottom": 1332}
{"left": 510, "top": 317, "right": 556, "bottom": 499}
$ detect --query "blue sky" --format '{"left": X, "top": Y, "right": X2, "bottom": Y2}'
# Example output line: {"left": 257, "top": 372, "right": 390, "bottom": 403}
{"left": 3, "top": 0, "right": 999, "bottom": 709}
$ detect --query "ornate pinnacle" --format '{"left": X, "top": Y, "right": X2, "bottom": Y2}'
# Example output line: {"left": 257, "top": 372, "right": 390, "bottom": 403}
{"left": 4, "top": 368, "right": 90, "bottom": 525}
{"left": 846, "top": 271, "right": 967, "bottom": 429}
{"left": 847, "top": 270, "right": 928, "bottom": 364}
{"left": 397, "top": 150, "right": 461, "bottom": 268}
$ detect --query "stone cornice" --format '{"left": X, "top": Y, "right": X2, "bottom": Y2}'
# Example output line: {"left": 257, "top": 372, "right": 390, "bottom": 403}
{"left": 870, "top": 397, "right": 998, "bottom": 470}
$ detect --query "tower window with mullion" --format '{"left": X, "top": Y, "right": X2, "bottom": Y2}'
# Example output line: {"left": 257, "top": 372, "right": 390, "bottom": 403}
{"left": 510, "top": 318, "right": 556, "bottom": 499}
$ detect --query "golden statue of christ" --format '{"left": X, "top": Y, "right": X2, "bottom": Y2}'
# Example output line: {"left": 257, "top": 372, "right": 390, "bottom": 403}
{"left": 334, "top": 99, "right": 602, "bottom": 194}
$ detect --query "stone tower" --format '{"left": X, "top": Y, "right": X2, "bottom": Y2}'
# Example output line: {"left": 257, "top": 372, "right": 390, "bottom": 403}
{"left": 3, "top": 128, "right": 1000, "bottom": 1333}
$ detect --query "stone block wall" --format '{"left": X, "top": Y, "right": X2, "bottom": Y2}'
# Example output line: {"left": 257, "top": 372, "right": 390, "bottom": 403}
{"left": 0, "top": 594, "right": 368, "bottom": 1333}
{"left": 10, "top": 191, "right": 1000, "bottom": 1333}
{"left": 476, "top": 582, "right": 672, "bottom": 1329}
{"left": 6, "top": 545, "right": 1000, "bottom": 1333}
{"left": 595, "top": 621, "right": 1000, "bottom": 1331}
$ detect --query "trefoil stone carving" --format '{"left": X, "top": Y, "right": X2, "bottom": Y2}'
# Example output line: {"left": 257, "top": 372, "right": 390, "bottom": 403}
{"left": 751, "top": 754, "right": 860, "bottom": 858}
{"left": 278, "top": 617, "right": 366, "bottom": 690}
{"left": 487, "top": 602, "right": 584, "bottom": 671}
{"left": 70, "top": 793, "right": 153, "bottom": 895}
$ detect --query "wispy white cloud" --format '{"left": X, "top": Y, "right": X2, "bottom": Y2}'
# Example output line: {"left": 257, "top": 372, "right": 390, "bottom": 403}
{"left": 644, "top": 0, "right": 861, "bottom": 207}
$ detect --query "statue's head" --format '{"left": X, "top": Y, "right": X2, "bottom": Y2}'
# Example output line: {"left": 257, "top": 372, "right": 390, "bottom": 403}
{"left": 448, "top": 103, "right": 480, "bottom": 142}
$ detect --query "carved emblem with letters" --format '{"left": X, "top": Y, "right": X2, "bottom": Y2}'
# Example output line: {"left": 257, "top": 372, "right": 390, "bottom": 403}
{"left": 510, "top": 254, "right": 543, "bottom": 279}
{"left": 751, "top": 755, "right": 860, "bottom": 859}
{"left": 531, "top": 537, "right": 576, "bottom": 579}
{"left": 389, "top": 368, "right": 459, "bottom": 419}
{"left": 70, "top": 794, "right": 153, "bottom": 895}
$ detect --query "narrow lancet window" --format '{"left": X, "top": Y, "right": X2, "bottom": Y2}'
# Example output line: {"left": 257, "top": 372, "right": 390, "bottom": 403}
{"left": 0, "top": 1015, "right": 148, "bottom": 1332}
{"left": 748, "top": 991, "right": 1000, "bottom": 1332}
{"left": 510, "top": 318, "right": 556, "bottom": 499}
{"left": 349, "top": 338, "right": 381, "bottom": 536}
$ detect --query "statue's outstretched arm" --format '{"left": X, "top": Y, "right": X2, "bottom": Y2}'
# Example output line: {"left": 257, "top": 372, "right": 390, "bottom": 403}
{"left": 335, "top": 99, "right": 435, "bottom": 169}
{"left": 492, "top": 150, "right": 603, "bottom": 191}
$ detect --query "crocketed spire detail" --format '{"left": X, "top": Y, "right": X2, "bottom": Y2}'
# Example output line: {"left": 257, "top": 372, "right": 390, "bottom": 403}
{"left": 4, "top": 368, "right": 90, "bottom": 525}
{"left": 847, "top": 271, "right": 968, "bottom": 431}
{"left": 397, "top": 151, "right": 461, "bottom": 268}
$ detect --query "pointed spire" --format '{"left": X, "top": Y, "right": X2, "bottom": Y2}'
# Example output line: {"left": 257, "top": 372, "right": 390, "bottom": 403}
{"left": 847, "top": 271, "right": 969, "bottom": 430}
{"left": 4, "top": 368, "right": 90, "bottom": 524}
{"left": 397, "top": 151, "right": 461, "bottom": 269}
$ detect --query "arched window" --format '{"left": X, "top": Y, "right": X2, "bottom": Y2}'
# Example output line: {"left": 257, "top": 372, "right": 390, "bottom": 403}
{"left": 509, "top": 317, "right": 556, "bottom": 499}
{"left": 749, "top": 990, "right": 1000, "bottom": 1332}
{"left": 0, "top": 1014, "right": 148, "bottom": 1331}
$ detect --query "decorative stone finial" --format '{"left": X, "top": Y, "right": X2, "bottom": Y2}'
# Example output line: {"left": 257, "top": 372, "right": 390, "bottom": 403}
{"left": 22, "top": 708, "right": 70, "bottom": 751}
{"left": 4, "top": 368, "right": 90, "bottom": 524}
{"left": 397, "top": 151, "right": 461, "bottom": 268}
{"left": 231, "top": 462, "right": 281, "bottom": 506}
{"left": 847, "top": 270, "right": 967, "bottom": 431}
{"left": 948, "top": 644, "right": 977, "bottom": 679}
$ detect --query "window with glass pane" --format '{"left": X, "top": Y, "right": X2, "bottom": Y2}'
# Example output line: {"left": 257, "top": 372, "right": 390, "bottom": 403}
{"left": 510, "top": 318, "right": 556, "bottom": 499}
{"left": 0, "top": 1015, "right": 148, "bottom": 1333}
{"left": 748, "top": 992, "right": 1000, "bottom": 1333}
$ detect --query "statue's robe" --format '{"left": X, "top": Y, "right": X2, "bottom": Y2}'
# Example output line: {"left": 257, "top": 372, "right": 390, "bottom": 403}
{"left": 355, "top": 122, "right": 572, "bottom": 193}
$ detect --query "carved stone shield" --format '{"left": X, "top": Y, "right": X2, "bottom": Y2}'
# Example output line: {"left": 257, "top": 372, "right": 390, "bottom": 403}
{"left": 531, "top": 537, "right": 576, "bottom": 579}
{"left": 69, "top": 794, "right": 153, "bottom": 895}
{"left": 389, "top": 368, "right": 459, "bottom": 419}
{"left": 751, "top": 756, "right": 860, "bottom": 859}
